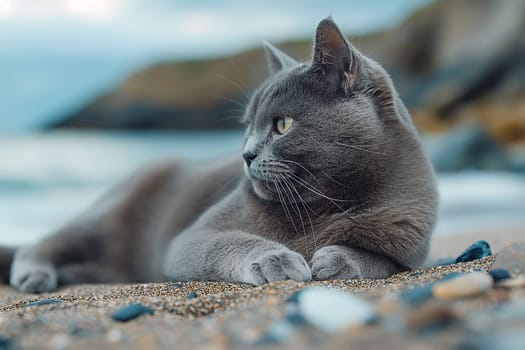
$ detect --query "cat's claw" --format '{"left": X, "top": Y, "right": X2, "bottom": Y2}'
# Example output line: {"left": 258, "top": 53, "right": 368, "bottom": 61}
{"left": 310, "top": 245, "right": 362, "bottom": 280}
{"left": 244, "top": 249, "right": 311, "bottom": 285}
{"left": 10, "top": 263, "right": 58, "bottom": 293}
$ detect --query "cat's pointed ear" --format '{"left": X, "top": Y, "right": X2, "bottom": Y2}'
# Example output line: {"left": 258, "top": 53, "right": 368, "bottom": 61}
{"left": 263, "top": 41, "right": 297, "bottom": 74}
{"left": 312, "top": 17, "right": 359, "bottom": 94}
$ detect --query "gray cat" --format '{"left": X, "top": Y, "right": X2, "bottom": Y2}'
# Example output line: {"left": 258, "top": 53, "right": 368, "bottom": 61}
{"left": 1, "top": 18, "right": 438, "bottom": 293}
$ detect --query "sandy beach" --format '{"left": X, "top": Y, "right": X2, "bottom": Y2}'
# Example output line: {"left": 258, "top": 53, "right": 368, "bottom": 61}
{"left": 1, "top": 232, "right": 524, "bottom": 349}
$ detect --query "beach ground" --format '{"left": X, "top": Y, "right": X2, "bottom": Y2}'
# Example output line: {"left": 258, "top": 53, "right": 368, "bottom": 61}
{"left": 1, "top": 233, "right": 524, "bottom": 350}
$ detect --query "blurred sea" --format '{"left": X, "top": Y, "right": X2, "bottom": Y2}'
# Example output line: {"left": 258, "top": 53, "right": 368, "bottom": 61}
{"left": 1, "top": 131, "right": 524, "bottom": 246}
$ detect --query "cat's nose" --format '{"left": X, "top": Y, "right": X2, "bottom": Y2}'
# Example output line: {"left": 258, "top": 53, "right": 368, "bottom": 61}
{"left": 242, "top": 151, "right": 257, "bottom": 167}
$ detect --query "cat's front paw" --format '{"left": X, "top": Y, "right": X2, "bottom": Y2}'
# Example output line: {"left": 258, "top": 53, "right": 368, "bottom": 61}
{"left": 310, "top": 245, "right": 362, "bottom": 280}
{"left": 243, "top": 249, "right": 312, "bottom": 285}
{"left": 10, "top": 262, "right": 58, "bottom": 293}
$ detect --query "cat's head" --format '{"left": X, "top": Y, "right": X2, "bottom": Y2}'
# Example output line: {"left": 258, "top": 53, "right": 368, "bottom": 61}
{"left": 242, "top": 17, "right": 415, "bottom": 205}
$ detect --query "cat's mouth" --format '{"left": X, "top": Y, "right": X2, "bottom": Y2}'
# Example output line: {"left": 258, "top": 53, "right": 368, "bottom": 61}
{"left": 245, "top": 166, "right": 287, "bottom": 185}
{"left": 244, "top": 165, "right": 282, "bottom": 199}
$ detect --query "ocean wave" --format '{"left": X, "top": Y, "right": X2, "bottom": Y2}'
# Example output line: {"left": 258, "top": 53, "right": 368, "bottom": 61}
{"left": 0, "top": 176, "right": 101, "bottom": 193}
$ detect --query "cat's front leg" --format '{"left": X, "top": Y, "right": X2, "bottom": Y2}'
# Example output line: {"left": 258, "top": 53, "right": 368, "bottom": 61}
{"left": 163, "top": 230, "right": 311, "bottom": 285}
{"left": 310, "top": 245, "right": 403, "bottom": 280}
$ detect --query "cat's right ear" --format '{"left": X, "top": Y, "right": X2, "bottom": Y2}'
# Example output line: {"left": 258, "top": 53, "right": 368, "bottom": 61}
{"left": 263, "top": 41, "right": 297, "bottom": 74}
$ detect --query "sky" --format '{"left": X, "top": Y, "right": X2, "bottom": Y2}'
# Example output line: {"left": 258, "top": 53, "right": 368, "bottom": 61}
{"left": 0, "top": 0, "right": 434, "bottom": 130}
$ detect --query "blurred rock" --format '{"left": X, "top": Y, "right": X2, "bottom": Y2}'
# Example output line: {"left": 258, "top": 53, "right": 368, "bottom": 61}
{"left": 111, "top": 303, "right": 154, "bottom": 322}
{"left": 406, "top": 300, "right": 457, "bottom": 334}
{"left": 400, "top": 283, "right": 435, "bottom": 306}
{"left": 185, "top": 291, "right": 198, "bottom": 299}
{"left": 296, "top": 287, "right": 375, "bottom": 333}
{"left": 23, "top": 298, "right": 63, "bottom": 308}
{"left": 430, "top": 126, "right": 512, "bottom": 171}
{"left": 456, "top": 240, "right": 492, "bottom": 263}
{"left": 489, "top": 269, "right": 512, "bottom": 282}
{"left": 432, "top": 272, "right": 493, "bottom": 300}
{"left": 497, "top": 276, "right": 525, "bottom": 289}
{"left": 254, "top": 320, "right": 294, "bottom": 345}
{"left": 0, "top": 336, "right": 14, "bottom": 350}
{"left": 492, "top": 243, "right": 525, "bottom": 276}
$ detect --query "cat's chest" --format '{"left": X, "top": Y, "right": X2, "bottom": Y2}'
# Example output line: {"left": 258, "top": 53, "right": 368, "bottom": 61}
{"left": 245, "top": 207, "right": 334, "bottom": 256}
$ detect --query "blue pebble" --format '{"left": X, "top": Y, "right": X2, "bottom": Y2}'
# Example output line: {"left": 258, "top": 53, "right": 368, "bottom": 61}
{"left": 418, "top": 318, "right": 455, "bottom": 335}
{"left": 168, "top": 283, "right": 183, "bottom": 288}
{"left": 456, "top": 240, "right": 492, "bottom": 263}
{"left": 0, "top": 336, "right": 14, "bottom": 350}
{"left": 489, "top": 269, "right": 511, "bottom": 282}
{"left": 23, "top": 298, "right": 62, "bottom": 308}
{"left": 284, "top": 310, "right": 306, "bottom": 325}
{"left": 254, "top": 320, "right": 293, "bottom": 345}
{"left": 442, "top": 272, "right": 462, "bottom": 281}
{"left": 185, "top": 291, "right": 198, "bottom": 299}
{"left": 286, "top": 290, "right": 302, "bottom": 304}
{"left": 400, "top": 284, "right": 434, "bottom": 305}
{"left": 112, "top": 303, "right": 153, "bottom": 322}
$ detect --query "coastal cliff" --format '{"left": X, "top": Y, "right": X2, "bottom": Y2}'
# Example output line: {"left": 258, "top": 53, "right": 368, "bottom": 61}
{"left": 52, "top": 0, "right": 525, "bottom": 144}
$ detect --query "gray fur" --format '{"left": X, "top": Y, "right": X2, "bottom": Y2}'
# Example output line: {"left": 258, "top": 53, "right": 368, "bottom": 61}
{"left": 5, "top": 17, "right": 437, "bottom": 293}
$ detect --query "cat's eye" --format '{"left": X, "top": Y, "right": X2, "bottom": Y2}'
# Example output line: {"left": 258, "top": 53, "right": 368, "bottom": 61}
{"left": 275, "top": 115, "right": 293, "bottom": 134}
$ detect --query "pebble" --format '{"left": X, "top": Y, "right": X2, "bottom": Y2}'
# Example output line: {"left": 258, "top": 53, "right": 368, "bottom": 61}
{"left": 406, "top": 300, "right": 456, "bottom": 334}
{"left": 0, "top": 336, "right": 14, "bottom": 350}
{"left": 492, "top": 242, "right": 525, "bottom": 275}
{"left": 112, "top": 303, "right": 153, "bottom": 322}
{"left": 456, "top": 240, "right": 492, "bottom": 263}
{"left": 284, "top": 310, "right": 306, "bottom": 326}
{"left": 254, "top": 320, "right": 294, "bottom": 345}
{"left": 286, "top": 290, "right": 301, "bottom": 304}
{"left": 168, "top": 283, "right": 183, "bottom": 288}
{"left": 489, "top": 269, "right": 512, "bottom": 282}
{"left": 106, "top": 329, "right": 124, "bottom": 343}
{"left": 400, "top": 273, "right": 463, "bottom": 305}
{"left": 296, "top": 287, "right": 375, "bottom": 333}
{"left": 186, "top": 291, "right": 198, "bottom": 299}
{"left": 400, "top": 283, "right": 434, "bottom": 305}
{"left": 23, "top": 298, "right": 63, "bottom": 308}
{"left": 442, "top": 272, "right": 462, "bottom": 280}
{"left": 497, "top": 275, "right": 525, "bottom": 288}
{"left": 433, "top": 271, "right": 494, "bottom": 300}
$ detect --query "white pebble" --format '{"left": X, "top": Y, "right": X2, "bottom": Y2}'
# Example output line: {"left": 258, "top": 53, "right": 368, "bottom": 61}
{"left": 497, "top": 275, "right": 525, "bottom": 288}
{"left": 106, "top": 328, "right": 123, "bottom": 343}
{"left": 298, "top": 287, "right": 375, "bottom": 333}
{"left": 433, "top": 272, "right": 493, "bottom": 300}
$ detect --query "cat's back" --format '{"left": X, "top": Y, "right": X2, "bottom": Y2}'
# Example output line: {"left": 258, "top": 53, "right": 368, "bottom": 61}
{"left": 119, "top": 155, "right": 243, "bottom": 232}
